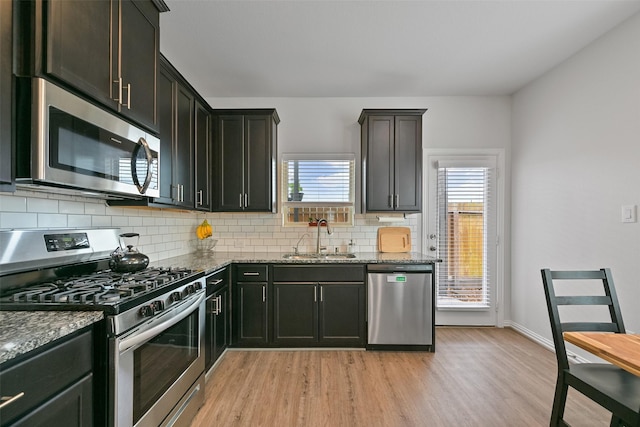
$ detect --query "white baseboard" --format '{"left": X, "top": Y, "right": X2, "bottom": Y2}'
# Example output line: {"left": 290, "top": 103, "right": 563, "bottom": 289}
{"left": 505, "top": 320, "right": 591, "bottom": 364}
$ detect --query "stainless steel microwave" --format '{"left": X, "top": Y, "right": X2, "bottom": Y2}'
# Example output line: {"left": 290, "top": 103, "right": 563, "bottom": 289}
{"left": 16, "top": 78, "right": 160, "bottom": 199}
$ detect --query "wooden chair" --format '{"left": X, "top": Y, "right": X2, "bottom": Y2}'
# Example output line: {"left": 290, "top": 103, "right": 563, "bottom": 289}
{"left": 541, "top": 268, "right": 640, "bottom": 427}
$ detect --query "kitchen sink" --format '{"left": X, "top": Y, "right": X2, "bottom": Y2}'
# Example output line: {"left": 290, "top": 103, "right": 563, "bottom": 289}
{"left": 282, "top": 253, "right": 357, "bottom": 260}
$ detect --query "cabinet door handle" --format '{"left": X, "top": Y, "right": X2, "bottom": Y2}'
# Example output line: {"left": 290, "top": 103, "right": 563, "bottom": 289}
{"left": 122, "top": 82, "right": 131, "bottom": 109}
{"left": 239, "top": 193, "right": 243, "bottom": 208}
{"left": 262, "top": 285, "right": 266, "bottom": 302}
{"left": 216, "top": 295, "right": 222, "bottom": 315}
{"left": 244, "top": 193, "right": 248, "bottom": 208}
{"left": 180, "top": 184, "right": 185, "bottom": 202}
{"left": 320, "top": 286, "right": 323, "bottom": 302}
{"left": 314, "top": 285, "right": 317, "bottom": 302}
{"left": 197, "top": 190, "right": 203, "bottom": 206}
{"left": 113, "top": 77, "right": 123, "bottom": 104}
{"left": 210, "top": 297, "right": 218, "bottom": 315}
{"left": 0, "top": 392, "right": 25, "bottom": 409}
{"left": 395, "top": 194, "right": 399, "bottom": 208}
{"left": 388, "top": 194, "right": 393, "bottom": 208}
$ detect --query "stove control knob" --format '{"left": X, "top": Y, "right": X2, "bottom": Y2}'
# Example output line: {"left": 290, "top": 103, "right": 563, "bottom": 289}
{"left": 139, "top": 304, "right": 155, "bottom": 317}
{"left": 152, "top": 300, "right": 165, "bottom": 312}
{"left": 171, "top": 291, "right": 182, "bottom": 302}
{"left": 194, "top": 282, "right": 203, "bottom": 291}
{"left": 186, "top": 284, "right": 195, "bottom": 295}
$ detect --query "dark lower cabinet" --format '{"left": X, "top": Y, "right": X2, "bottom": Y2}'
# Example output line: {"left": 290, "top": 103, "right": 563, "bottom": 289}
{"left": 205, "top": 268, "right": 229, "bottom": 371}
{"left": 0, "top": 329, "right": 94, "bottom": 427}
{"left": 319, "top": 283, "right": 366, "bottom": 345}
{"left": 273, "top": 283, "right": 318, "bottom": 345}
{"left": 272, "top": 265, "right": 366, "bottom": 347}
{"left": 234, "top": 282, "right": 268, "bottom": 346}
{"left": 232, "top": 265, "right": 269, "bottom": 347}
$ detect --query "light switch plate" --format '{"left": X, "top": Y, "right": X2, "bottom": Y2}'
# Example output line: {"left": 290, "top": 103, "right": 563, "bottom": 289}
{"left": 621, "top": 205, "right": 637, "bottom": 223}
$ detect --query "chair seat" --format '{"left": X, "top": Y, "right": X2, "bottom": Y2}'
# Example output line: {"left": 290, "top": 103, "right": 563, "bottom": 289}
{"left": 566, "top": 363, "right": 640, "bottom": 424}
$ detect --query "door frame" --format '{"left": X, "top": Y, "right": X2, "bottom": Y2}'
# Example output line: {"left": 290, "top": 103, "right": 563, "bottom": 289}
{"left": 422, "top": 148, "right": 506, "bottom": 327}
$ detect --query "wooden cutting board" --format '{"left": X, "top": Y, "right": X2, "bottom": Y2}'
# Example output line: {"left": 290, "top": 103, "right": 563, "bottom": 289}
{"left": 377, "top": 227, "right": 412, "bottom": 252}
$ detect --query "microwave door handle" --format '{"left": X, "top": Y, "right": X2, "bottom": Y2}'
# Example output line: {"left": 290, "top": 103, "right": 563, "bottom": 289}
{"left": 131, "top": 137, "right": 154, "bottom": 194}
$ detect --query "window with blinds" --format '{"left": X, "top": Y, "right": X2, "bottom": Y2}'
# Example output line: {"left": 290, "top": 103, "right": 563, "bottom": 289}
{"left": 281, "top": 154, "right": 355, "bottom": 226}
{"left": 436, "top": 166, "right": 495, "bottom": 308}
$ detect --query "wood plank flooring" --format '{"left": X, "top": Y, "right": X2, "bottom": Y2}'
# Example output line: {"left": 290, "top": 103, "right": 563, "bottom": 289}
{"left": 191, "top": 327, "right": 611, "bottom": 426}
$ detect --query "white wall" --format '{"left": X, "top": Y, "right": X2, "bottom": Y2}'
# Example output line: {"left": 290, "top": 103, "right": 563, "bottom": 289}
{"left": 511, "top": 12, "right": 640, "bottom": 345}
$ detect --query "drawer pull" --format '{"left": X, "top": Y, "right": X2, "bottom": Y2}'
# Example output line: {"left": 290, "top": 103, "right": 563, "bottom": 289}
{"left": 0, "top": 392, "right": 25, "bottom": 409}
{"left": 243, "top": 272, "right": 260, "bottom": 276}
{"left": 209, "top": 279, "right": 223, "bottom": 286}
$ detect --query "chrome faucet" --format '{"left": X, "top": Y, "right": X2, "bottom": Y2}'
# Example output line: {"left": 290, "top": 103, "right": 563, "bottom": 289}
{"left": 294, "top": 233, "right": 310, "bottom": 254}
{"left": 315, "top": 218, "right": 333, "bottom": 254}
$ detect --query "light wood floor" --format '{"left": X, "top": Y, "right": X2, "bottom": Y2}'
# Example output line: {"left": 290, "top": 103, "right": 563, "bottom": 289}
{"left": 191, "top": 327, "right": 611, "bottom": 426}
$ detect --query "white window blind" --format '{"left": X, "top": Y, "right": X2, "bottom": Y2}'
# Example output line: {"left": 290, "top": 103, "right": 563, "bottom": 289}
{"left": 281, "top": 155, "right": 355, "bottom": 226}
{"left": 436, "top": 166, "right": 495, "bottom": 308}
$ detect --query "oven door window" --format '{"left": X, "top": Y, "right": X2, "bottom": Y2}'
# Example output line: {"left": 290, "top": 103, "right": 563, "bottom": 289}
{"left": 133, "top": 309, "right": 199, "bottom": 424}
{"left": 49, "top": 107, "right": 158, "bottom": 189}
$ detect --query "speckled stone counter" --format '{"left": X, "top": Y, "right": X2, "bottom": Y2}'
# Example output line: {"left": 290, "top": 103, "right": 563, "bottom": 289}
{"left": 152, "top": 251, "right": 439, "bottom": 275}
{"left": 0, "top": 311, "right": 104, "bottom": 365}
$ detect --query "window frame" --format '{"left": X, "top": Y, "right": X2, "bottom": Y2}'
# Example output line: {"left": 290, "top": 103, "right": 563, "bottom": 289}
{"left": 280, "top": 153, "right": 356, "bottom": 227}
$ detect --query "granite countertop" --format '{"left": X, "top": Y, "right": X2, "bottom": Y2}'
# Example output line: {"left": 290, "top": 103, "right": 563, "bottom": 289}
{"left": 152, "top": 251, "right": 440, "bottom": 275}
{"left": 0, "top": 311, "right": 104, "bottom": 365}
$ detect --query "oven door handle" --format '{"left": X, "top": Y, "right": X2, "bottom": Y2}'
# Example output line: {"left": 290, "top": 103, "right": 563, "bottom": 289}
{"left": 118, "top": 292, "right": 205, "bottom": 353}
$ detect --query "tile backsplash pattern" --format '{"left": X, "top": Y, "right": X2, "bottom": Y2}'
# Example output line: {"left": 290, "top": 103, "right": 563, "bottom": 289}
{"left": 0, "top": 190, "right": 419, "bottom": 263}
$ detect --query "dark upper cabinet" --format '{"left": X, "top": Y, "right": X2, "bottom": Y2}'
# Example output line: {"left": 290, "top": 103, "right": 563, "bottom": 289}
{"left": 0, "top": 0, "right": 14, "bottom": 191}
{"left": 194, "top": 101, "right": 212, "bottom": 211}
{"left": 213, "top": 109, "right": 279, "bottom": 212}
{"left": 173, "top": 82, "right": 195, "bottom": 208}
{"left": 154, "top": 57, "right": 194, "bottom": 208}
{"left": 16, "top": 0, "right": 165, "bottom": 132}
{"left": 359, "top": 109, "right": 426, "bottom": 213}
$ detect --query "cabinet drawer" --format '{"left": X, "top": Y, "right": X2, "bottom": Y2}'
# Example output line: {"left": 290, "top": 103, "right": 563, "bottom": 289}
{"left": 206, "top": 267, "right": 229, "bottom": 296}
{"left": 273, "top": 265, "right": 365, "bottom": 282}
{"left": 0, "top": 330, "right": 92, "bottom": 424}
{"left": 235, "top": 264, "right": 268, "bottom": 281}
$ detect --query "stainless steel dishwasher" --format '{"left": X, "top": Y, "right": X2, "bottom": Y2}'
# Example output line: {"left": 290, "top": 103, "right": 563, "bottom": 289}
{"left": 367, "top": 264, "right": 434, "bottom": 351}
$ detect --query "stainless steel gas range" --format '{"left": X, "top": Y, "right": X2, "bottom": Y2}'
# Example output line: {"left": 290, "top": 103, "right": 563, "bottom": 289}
{"left": 0, "top": 229, "right": 206, "bottom": 427}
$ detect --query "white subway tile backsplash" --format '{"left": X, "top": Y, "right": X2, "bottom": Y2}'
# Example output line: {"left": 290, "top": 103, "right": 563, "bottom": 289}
{"left": 1, "top": 190, "right": 420, "bottom": 259}
{"left": 37, "top": 213, "right": 67, "bottom": 228}
{"left": 1, "top": 212, "right": 38, "bottom": 229}
{"left": 91, "top": 216, "right": 112, "bottom": 227}
{"left": 84, "top": 203, "right": 106, "bottom": 215}
{"left": 68, "top": 215, "right": 92, "bottom": 228}
{"left": 28, "top": 197, "right": 59, "bottom": 213}
{"left": 59, "top": 200, "right": 85, "bottom": 214}
{"left": 0, "top": 195, "right": 27, "bottom": 212}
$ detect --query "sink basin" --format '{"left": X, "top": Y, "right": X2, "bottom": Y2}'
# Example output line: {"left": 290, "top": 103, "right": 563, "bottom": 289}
{"left": 282, "top": 253, "right": 356, "bottom": 260}
{"left": 282, "top": 253, "right": 319, "bottom": 260}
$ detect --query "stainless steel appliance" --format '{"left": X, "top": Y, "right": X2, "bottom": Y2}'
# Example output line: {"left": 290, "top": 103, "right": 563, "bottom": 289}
{"left": 0, "top": 229, "right": 205, "bottom": 427}
{"left": 367, "top": 264, "right": 435, "bottom": 351}
{"left": 16, "top": 77, "right": 160, "bottom": 199}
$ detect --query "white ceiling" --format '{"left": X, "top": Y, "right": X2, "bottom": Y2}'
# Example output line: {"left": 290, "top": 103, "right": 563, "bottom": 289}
{"left": 159, "top": 0, "right": 640, "bottom": 98}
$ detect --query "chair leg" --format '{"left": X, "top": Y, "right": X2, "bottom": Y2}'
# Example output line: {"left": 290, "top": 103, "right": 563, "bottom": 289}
{"left": 550, "top": 377, "right": 569, "bottom": 427}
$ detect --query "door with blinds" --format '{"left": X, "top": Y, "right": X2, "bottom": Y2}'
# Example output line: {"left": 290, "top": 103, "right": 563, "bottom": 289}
{"left": 426, "top": 155, "right": 499, "bottom": 326}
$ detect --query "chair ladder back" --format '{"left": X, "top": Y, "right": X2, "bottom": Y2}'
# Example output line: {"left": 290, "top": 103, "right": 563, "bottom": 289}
{"left": 541, "top": 268, "right": 626, "bottom": 370}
